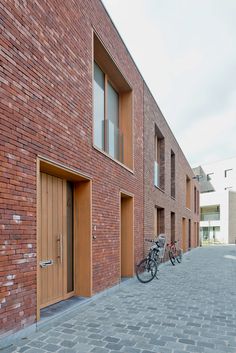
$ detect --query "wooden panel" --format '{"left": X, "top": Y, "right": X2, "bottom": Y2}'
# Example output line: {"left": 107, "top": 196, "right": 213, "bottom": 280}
{"left": 74, "top": 181, "right": 92, "bottom": 297}
{"left": 182, "top": 218, "right": 186, "bottom": 252}
{"left": 40, "top": 173, "right": 48, "bottom": 306}
{"left": 40, "top": 173, "right": 65, "bottom": 308}
{"left": 120, "top": 91, "right": 133, "bottom": 169}
{"left": 188, "top": 219, "right": 191, "bottom": 249}
{"left": 36, "top": 159, "right": 40, "bottom": 321}
{"left": 94, "top": 33, "right": 131, "bottom": 92}
{"left": 154, "top": 208, "right": 157, "bottom": 238}
{"left": 40, "top": 159, "right": 91, "bottom": 182}
{"left": 121, "top": 195, "right": 134, "bottom": 277}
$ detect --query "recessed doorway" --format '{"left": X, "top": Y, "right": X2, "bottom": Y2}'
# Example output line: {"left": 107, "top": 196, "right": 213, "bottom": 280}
{"left": 120, "top": 192, "right": 134, "bottom": 278}
{"left": 37, "top": 158, "right": 92, "bottom": 320}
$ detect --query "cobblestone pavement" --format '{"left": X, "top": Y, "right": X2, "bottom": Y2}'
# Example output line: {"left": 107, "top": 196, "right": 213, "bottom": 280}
{"left": 2, "top": 246, "right": 236, "bottom": 353}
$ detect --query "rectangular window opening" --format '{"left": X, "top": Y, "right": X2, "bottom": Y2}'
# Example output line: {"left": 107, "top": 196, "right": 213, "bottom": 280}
{"left": 154, "top": 206, "right": 165, "bottom": 237}
{"left": 171, "top": 212, "right": 175, "bottom": 243}
{"left": 93, "top": 33, "right": 133, "bottom": 169}
{"left": 186, "top": 176, "right": 191, "bottom": 209}
{"left": 171, "top": 150, "right": 175, "bottom": 198}
{"left": 154, "top": 125, "right": 165, "bottom": 190}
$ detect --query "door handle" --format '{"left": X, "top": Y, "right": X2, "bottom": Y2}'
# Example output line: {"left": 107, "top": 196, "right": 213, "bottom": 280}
{"left": 40, "top": 259, "right": 53, "bottom": 268}
{"left": 57, "top": 234, "right": 63, "bottom": 264}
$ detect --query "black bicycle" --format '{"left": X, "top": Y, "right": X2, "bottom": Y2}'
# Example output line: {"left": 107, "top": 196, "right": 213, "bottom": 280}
{"left": 136, "top": 239, "right": 161, "bottom": 283}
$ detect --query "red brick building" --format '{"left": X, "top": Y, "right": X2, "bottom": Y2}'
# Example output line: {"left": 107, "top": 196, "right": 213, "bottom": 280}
{"left": 0, "top": 0, "right": 199, "bottom": 339}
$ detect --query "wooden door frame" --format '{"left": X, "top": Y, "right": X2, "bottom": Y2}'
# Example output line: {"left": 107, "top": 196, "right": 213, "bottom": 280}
{"left": 119, "top": 190, "right": 134, "bottom": 278}
{"left": 37, "top": 157, "right": 92, "bottom": 321}
{"left": 182, "top": 217, "right": 186, "bottom": 252}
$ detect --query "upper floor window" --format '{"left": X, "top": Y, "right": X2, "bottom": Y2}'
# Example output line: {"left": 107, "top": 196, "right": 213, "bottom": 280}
{"left": 186, "top": 176, "right": 191, "bottom": 209}
{"left": 194, "top": 186, "right": 197, "bottom": 213}
{"left": 154, "top": 125, "right": 165, "bottom": 189}
{"left": 93, "top": 33, "right": 133, "bottom": 169}
{"left": 171, "top": 150, "right": 175, "bottom": 198}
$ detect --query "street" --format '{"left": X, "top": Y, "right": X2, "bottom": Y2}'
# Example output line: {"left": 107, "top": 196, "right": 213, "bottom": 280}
{"left": 3, "top": 246, "right": 236, "bottom": 353}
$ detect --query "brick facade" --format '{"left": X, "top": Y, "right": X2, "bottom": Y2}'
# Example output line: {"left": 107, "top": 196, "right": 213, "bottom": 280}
{"left": 0, "top": 0, "right": 199, "bottom": 338}
{"left": 144, "top": 84, "right": 199, "bottom": 250}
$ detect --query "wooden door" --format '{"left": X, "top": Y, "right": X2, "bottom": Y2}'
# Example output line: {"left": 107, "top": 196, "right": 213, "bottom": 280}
{"left": 40, "top": 173, "right": 67, "bottom": 308}
{"left": 120, "top": 195, "right": 134, "bottom": 277}
{"left": 182, "top": 218, "right": 186, "bottom": 252}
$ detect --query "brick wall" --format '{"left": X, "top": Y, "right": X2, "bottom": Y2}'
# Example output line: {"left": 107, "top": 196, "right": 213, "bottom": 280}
{"left": 0, "top": 0, "right": 144, "bottom": 337}
{"left": 0, "top": 0, "right": 199, "bottom": 338}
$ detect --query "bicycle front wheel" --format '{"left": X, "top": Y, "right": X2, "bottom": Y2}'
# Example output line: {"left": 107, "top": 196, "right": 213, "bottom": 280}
{"left": 136, "top": 258, "right": 157, "bottom": 283}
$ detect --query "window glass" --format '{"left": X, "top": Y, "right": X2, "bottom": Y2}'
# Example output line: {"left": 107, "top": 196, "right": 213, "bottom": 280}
{"left": 107, "top": 82, "right": 119, "bottom": 159}
{"left": 107, "top": 82, "right": 119, "bottom": 127}
{"left": 93, "top": 62, "right": 105, "bottom": 149}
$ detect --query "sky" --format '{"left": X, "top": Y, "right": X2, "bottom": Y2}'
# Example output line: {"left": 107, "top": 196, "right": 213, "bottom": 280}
{"left": 102, "top": 0, "right": 236, "bottom": 167}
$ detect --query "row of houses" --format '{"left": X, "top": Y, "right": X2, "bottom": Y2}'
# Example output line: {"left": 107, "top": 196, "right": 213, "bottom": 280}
{"left": 0, "top": 0, "right": 200, "bottom": 339}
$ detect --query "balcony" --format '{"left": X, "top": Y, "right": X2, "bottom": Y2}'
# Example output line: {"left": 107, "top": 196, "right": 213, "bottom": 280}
{"left": 200, "top": 212, "right": 220, "bottom": 221}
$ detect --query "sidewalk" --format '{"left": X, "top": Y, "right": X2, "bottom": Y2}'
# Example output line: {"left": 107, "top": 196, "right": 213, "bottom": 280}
{"left": 2, "top": 246, "right": 236, "bottom": 353}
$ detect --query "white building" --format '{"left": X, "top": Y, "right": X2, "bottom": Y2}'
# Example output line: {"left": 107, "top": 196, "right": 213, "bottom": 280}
{"left": 193, "top": 157, "right": 236, "bottom": 244}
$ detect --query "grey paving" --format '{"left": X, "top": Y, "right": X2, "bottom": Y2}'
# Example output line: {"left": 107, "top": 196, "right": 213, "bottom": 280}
{"left": 3, "top": 246, "right": 236, "bottom": 353}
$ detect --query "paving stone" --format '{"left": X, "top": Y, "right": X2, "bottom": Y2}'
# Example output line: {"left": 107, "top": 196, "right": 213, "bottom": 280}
{"left": 90, "top": 348, "right": 110, "bottom": 353}
{"left": 22, "top": 349, "right": 46, "bottom": 353}
{"left": 28, "top": 340, "right": 46, "bottom": 348}
{"left": 120, "top": 347, "right": 141, "bottom": 353}
{"left": 43, "top": 343, "right": 60, "bottom": 352}
{"left": 18, "top": 347, "right": 31, "bottom": 353}
{"left": 60, "top": 340, "right": 76, "bottom": 348}
{"left": 4, "top": 247, "right": 236, "bottom": 353}
{"left": 178, "top": 338, "right": 195, "bottom": 345}
{"left": 197, "top": 341, "right": 215, "bottom": 348}
{"left": 105, "top": 342, "right": 124, "bottom": 350}
{"left": 103, "top": 336, "right": 120, "bottom": 343}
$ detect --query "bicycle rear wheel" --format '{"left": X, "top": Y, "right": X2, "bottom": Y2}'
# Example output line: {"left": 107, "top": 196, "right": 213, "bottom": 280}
{"left": 136, "top": 258, "right": 157, "bottom": 283}
{"left": 169, "top": 250, "right": 176, "bottom": 266}
{"left": 176, "top": 249, "right": 182, "bottom": 263}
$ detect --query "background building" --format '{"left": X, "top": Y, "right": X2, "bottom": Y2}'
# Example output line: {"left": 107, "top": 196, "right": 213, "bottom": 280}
{"left": 193, "top": 157, "right": 236, "bottom": 244}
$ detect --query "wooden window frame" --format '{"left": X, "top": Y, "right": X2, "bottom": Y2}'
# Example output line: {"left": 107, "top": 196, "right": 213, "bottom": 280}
{"left": 93, "top": 31, "right": 133, "bottom": 170}
{"left": 94, "top": 62, "right": 120, "bottom": 155}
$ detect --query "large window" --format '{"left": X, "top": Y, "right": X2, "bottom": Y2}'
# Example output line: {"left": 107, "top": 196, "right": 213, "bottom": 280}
{"left": 186, "top": 176, "right": 191, "bottom": 209}
{"left": 93, "top": 33, "right": 133, "bottom": 169}
{"left": 171, "top": 150, "right": 175, "bottom": 198}
{"left": 154, "top": 125, "right": 165, "bottom": 189}
{"left": 94, "top": 62, "right": 105, "bottom": 150}
{"left": 171, "top": 212, "right": 175, "bottom": 243}
{"left": 154, "top": 206, "right": 165, "bottom": 237}
{"left": 93, "top": 63, "right": 122, "bottom": 161}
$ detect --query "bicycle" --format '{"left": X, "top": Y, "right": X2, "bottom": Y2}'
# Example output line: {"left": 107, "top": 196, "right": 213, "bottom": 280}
{"left": 136, "top": 238, "right": 161, "bottom": 283}
{"left": 166, "top": 240, "right": 182, "bottom": 266}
